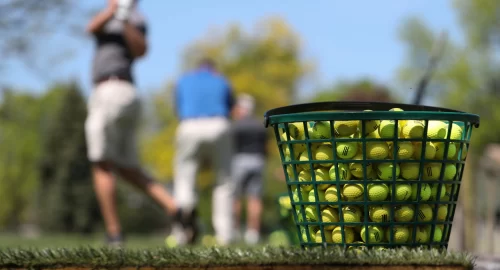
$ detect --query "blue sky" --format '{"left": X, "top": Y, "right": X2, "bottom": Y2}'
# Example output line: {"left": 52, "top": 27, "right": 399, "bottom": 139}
{"left": 4, "top": 0, "right": 462, "bottom": 103}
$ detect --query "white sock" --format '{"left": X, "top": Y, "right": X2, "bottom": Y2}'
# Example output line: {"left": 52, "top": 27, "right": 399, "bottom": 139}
{"left": 171, "top": 224, "right": 187, "bottom": 246}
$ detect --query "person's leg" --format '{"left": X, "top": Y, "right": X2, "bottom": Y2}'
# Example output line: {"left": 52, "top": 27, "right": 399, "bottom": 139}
{"left": 111, "top": 87, "right": 179, "bottom": 216}
{"left": 232, "top": 199, "right": 242, "bottom": 241}
{"left": 84, "top": 82, "right": 123, "bottom": 245}
{"left": 91, "top": 161, "right": 122, "bottom": 242}
{"left": 115, "top": 165, "right": 201, "bottom": 244}
{"left": 245, "top": 195, "right": 263, "bottom": 244}
{"left": 210, "top": 119, "right": 234, "bottom": 245}
{"left": 116, "top": 167, "right": 178, "bottom": 214}
{"left": 231, "top": 155, "right": 249, "bottom": 242}
{"left": 244, "top": 157, "right": 265, "bottom": 245}
{"left": 172, "top": 120, "right": 202, "bottom": 245}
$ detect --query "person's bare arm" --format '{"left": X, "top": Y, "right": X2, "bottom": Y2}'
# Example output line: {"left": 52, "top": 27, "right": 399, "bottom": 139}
{"left": 274, "top": 167, "right": 286, "bottom": 182}
{"left": 86, "top": 4, "right": 116, "bottom": 34}
{"left": 123, "top": 23, "right": 148, "bottom": 58}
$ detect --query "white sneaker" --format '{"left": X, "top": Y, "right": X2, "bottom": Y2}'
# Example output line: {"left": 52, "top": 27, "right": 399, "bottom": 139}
{"left": 171, "top": 224, "right": 188, "bottom": 246}
{"left": 244, "top": 229, "right": 260, "bottom": 245}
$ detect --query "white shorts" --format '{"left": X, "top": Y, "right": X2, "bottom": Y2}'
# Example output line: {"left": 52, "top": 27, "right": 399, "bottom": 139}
{"left": 84, "top": 79, "right": 141, "bottom": 168}
{"left": 173, "top": 117, "right": 234, "bottom": 244}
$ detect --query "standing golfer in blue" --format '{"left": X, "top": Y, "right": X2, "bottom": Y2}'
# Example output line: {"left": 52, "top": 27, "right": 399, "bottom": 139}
{"left": 172, "top": 58, "right": 236, "bottom": 246}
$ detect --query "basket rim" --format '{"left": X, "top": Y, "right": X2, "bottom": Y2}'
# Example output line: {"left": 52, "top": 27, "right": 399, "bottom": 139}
{"left": 263, "top": 101, "right": 480, "bottom": 128}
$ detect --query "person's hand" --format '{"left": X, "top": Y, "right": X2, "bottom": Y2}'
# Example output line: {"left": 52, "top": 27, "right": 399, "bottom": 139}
{"left": 114, "top": 0, "right": 134, "bottom": 21}
{"left": 107, "top": 0, "right": 119, "bottom": 14}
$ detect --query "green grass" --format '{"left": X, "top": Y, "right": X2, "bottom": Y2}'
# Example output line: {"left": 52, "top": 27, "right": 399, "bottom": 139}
{"left": 0, "top": 234, "right": 476, "bottom": 269}
{"left": 0, "top": 246, "right": 475, "bottom": 269}
{"left": 0, "top": 233, "right": 165, "bottom": 249}
{"left": 0, "top": 233, "right": 273, "bottom": 250}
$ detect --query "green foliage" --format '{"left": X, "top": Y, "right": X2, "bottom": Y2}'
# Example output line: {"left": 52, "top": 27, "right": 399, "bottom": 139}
{"left": 0, "top": 246, "right": 474, "bottom": 268}
{"left": 0, "top": 84, "right": 84, "bottom": 229}
{"left": 309, "top": 79, "right": 401, "bottom": 103}
{"left": 395, "top": 17, "right": 457, "bottom": 106}
{"left": 0, "top": 1, "right": 89, "bottom": 77}
{"left": 37, "top": 83, "right": 100, "bottom": 233}
{"left": 453, "top": 0, "right": 500, "bottom": 48}
{"left": 0, "top": 90, "right": 46, "bottom": 228}
{"left": 397, "top": 3, "right": 500, "bottom": 153}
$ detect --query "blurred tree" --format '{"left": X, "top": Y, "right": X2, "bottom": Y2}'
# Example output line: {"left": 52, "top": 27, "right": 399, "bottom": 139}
{"left": 309, "top": 79, "right": 400, "bottom": 103}
{"left": 0, "top": 90, "right": 45, "bottom": 229}
{"left": 397, "top": 0, "right": 499, "bottom": 153}
{"left": 397, "top": 0, "right": 500, "bottom": 252}
{"left": 0, "top": 84, "right": 78, "bottom": 229}
{"left": 140, "top": 16, "right": 314, "bottom": 235}
{"left": 37, "top": 82, "right": 100, "bottom": 233}
{"left": 0, "top": 0, "right": 89, "bottom": 81}
{"left": 453, "top": 0, "right": 500, "bottom": 49}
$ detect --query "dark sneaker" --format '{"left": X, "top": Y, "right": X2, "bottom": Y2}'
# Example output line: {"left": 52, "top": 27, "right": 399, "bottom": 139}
{"left": 173, "top": 208, "right": 199, "bottom": 245}
{"left": 106, "top": 234, "right": 125, "bottom": 248}
{"left": 184, "top": 208, "right": 199, "bottom": 245}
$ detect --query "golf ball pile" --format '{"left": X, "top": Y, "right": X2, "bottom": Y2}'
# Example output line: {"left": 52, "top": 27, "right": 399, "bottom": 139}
{"left": 279, "top": 107, "right": 469, "bottom": 248}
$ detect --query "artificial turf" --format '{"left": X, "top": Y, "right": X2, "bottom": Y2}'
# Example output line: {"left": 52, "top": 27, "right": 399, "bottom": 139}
{"left": 0, "top": 246, "right": 475, "bottom": 269}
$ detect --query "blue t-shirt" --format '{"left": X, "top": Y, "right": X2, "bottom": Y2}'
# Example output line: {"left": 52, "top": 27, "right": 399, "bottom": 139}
{"left": 174, "top": 69, "right": 234, "bottom": 120}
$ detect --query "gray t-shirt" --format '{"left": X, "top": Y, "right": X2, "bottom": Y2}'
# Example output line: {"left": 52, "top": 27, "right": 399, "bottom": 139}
{"left": 91, "top": 10, "right": 147, "bottom": 85}
{"left": 232, "top": 116, "right": 268, "bottom": 156}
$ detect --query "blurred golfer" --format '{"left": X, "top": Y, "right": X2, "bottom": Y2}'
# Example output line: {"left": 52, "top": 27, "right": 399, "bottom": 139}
{"left": 172, "top": 58, "right": 235, "bottom": 246}
{"left": 84, "top": 0, "right": 184, "bottom": 246}
{"left": 231, "top": 94, "right": 268, "bottom": 244}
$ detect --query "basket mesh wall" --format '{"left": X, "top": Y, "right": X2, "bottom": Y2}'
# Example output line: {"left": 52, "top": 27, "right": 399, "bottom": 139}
{"left": 268, "top": 108, "right": 478, "bottom": 250}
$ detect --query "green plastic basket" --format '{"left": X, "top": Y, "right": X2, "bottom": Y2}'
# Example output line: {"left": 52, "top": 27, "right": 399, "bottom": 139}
{"left": 263, "top": 101, "right": 480, "bottom": 250}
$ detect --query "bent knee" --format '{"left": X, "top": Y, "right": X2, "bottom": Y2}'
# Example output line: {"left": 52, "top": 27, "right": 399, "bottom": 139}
{"left": 92, "top": 161, "right": 114, "bottom": 172}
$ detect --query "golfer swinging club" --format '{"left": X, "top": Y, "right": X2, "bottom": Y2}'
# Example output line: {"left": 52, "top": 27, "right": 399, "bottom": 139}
{"left": 85, "top": 0, "right": 189, "bottom": 246}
